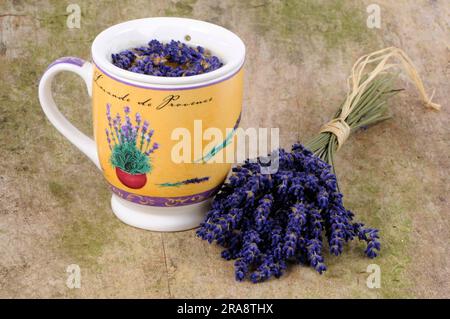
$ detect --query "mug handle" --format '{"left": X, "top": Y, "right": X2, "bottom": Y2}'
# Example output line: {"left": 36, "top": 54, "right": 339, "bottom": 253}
{"left": 38, "top": 57, "right": 100, "bottom": 169}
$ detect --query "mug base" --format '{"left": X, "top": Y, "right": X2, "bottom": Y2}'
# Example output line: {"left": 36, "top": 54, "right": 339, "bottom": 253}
{"left": 110, "top": 194, "right": 211, "bottom": 232}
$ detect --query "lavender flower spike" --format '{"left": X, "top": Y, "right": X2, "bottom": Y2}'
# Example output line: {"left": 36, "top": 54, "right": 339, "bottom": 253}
{"left": 140, "top": 120, "right": 149, "bottom": 151}
{"left": 106, "top": 103, "right": 117, "bottom": 145}
{"left": 121, "top": 124, "right": 130, "bottom": 142}
{"left": 106, "top": 103, "right": 112, "bottom": 121}
{"left": 145, "top": 142, "right": 159, "bottom": 155}
{"left": 135, "top": 112, "right": 142, "bottom": 126}
{"left": 105, "top": 128, "right": 112, "bottom": 150}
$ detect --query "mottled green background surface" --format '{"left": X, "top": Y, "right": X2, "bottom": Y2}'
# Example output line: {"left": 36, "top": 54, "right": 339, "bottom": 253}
{"left": 0, "top": 0, "right": 448, "bottom": 298}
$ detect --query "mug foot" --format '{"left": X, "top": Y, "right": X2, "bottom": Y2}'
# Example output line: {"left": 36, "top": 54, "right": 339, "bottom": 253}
{"left": 110, "top": 194, "right": 211, "bottom": 232}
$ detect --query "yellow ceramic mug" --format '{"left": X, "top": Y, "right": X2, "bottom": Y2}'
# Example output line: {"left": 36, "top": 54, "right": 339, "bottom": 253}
{"left": 39, "top": 18, "right": 245, "bottom": 231}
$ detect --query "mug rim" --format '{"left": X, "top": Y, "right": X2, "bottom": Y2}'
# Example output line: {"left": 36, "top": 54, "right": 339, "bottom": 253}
{"left": 91, "top": 17, "right": 246, "bottom": 89}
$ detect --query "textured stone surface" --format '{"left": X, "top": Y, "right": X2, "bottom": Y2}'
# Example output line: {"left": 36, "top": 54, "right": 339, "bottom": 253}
{"left": 0, "top": 0, "right": 448, "bottom": 298}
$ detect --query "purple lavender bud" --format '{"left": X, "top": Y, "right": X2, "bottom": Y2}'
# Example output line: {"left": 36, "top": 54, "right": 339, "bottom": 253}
{"left": 142, "top": 120, "right": 149, "bottom": 133}
{"left": 131, "top": 126, "right": 137, "bottom": 141}
{"left": 234, "top": 259, "right": 248, "bottom": 282}
{"left": 115, "top": 113, "right": 121, "bottom": 126}
{"left": 105, "top": 128, "right": 112, "bottom": 149}
{"left": 106, "top": 103, "right": 112, "bottom": 119}
{"left": 125, "top": 115, "right": 132, "bottom": 130}
{"left": 135, "top": 112, "right": 142, "bottom": 125}
{"left": 145, "top": 142, "right": 159, "bottom": 155}
{"left": 121, "top": 124, "right": 129, "bottom": 141}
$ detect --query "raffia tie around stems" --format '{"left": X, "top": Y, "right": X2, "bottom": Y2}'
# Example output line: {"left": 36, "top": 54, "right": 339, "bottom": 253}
{"left": 319, "top": 118, "right": 351, "bottom": 151}
{"left": 314, "top": 47, "right": 441, "bottom": 152}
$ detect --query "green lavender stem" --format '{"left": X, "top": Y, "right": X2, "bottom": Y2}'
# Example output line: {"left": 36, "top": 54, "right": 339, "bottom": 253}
{"left": 305, "top": 74, "right": 402, "bottom": 170}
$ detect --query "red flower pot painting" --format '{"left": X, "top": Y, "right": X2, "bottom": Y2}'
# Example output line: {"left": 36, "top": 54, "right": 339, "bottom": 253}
{"left": 115, "top": 167, "right": 147, "bottom": 189}
{"left": 106, "top": 105, "right": 159, "bottom": 189}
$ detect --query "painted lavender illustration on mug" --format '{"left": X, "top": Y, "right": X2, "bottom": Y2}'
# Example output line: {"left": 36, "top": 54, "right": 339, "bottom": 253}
{"left": 105, "top": 104, "right": 159, "bottom": 189}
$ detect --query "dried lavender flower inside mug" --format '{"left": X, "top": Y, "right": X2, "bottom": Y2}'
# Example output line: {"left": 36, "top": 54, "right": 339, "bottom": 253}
{"left": 38, "top": 18, "right": 245, "bottom": 231}
{"left": 112, "top": 39, "right": 223, "bottom": 76}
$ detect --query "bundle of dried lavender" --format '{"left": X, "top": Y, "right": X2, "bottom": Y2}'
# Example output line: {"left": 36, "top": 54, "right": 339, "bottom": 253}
{"left": 197, "top": 47, "right": 440, "bottom": 283}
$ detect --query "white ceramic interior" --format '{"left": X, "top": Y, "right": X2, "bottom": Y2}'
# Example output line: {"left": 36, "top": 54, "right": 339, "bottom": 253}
{"left": 92, "top": 17, "right": 246, "bottom": 88}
